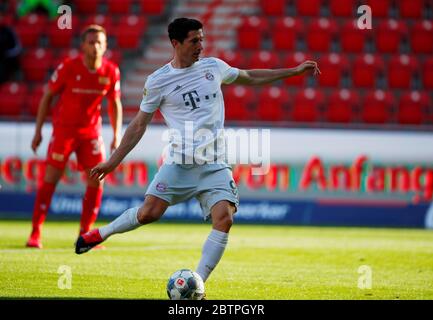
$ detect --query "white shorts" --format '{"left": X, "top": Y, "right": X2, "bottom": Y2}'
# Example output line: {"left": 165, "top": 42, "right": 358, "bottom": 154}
{"left": 145, "top": 163, "right": 239, "bottom": 220}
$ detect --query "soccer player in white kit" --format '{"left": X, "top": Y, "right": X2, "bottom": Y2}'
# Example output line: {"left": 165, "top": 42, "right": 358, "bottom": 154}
{"left": 76, "top": 18, "right": 320, "bottom": 290}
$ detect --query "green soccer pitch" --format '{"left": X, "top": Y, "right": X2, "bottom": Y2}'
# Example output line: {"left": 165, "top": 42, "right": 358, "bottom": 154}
{"left": 1, "top": 219, "right": 433, "bottom": 299}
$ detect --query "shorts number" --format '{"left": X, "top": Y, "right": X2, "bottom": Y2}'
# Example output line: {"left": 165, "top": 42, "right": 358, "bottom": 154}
{"left": 90, "top": 139, "right": 101, "bottom": 155}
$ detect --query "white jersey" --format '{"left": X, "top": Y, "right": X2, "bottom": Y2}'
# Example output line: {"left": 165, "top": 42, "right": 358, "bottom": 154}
{"left": 140, "top": 57, "right": 239, "bottom": 165}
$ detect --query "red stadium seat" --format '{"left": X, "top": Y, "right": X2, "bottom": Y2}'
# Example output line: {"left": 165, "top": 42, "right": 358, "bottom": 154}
{"left": 282, "top": 52, "right": 313, "bottom": 86}
{"left": 398, "top": 91, "right": 431, "bottom": 125}
{"left": 118, "top": 15, "right": 147, "bottom": 31}
{"left": 410, "top": 20, "right": 433, "bottom": 53}
{"left": 107, "top": 0, "right": 132, "bottom": 14}
{"left": 74, "top": 0, "right": 100, "bottom": 14}
{"left": 17, "top": 13, "right": 47, "bottom": 29}
{"left": 375, "top": 19, "right": 408, "bottom": 53}
{"left": 237, "top": 16, "right": 269, "bottom": 49}
{"left": 324, "top": 89, "right": 359, "bottom": 123}
{"left": 0, "top": 82, "right": 28, "bottom": 116}
{"left": 115, "top": 15, "right": 147, "bottom": 49}
{"left": 366, "top": 0, "right": 391, "bottom": 18}
{"left": 22, "top": 48, "right": 53, "bottom": 81}
{"left": 361, "top": 90, "right": 394, "bottom": 124}
{"left": 272, "top": 17, "right": 304, "bottom": 50}
{"left": 317, "top": 53, "right": 349, "bottom": 87}
{"left": 28, "top": 85, "right": 46, "bottom": 117}
{"left": 151, "top": 109, "right": 164, "bottom": 124}
{"left": 325, "top": 89, "right": 360, "bottom": 123}
{"left": 260, "top": 0, "right": 286, "bottom": 15}
{"left": 82, "top": 15, "right": 114, "bottom": 35}
{"left": 340, "top": 20, "right": 369, "bottom": 53}
{"left": 0, "top": 14, "right": 14, "bottom": 26}
{"left": 224, "top": 86, "right": 255, "bottom": 121}
{"left": 352, "top": 54, "right": 384, "bottom": 88}
{"left": 51, "top": 48, "right": 81, "bottom": 69}
{"left": 46, "top": 17, "right": 79, "bottom": 48}
{"left": 398, "top": 0, "right": 424, "bottom": 18}
{"left": 295, "top": 0, "right": 322, "bottom": 16}
{"left": 257, "top": 87, "right": 289, "bottom": 121}
{"left": 104, "top": 49, "right": 123, "bottom": 66}
{"left": 422, "top": 57, "right": 433, "bottom": 89}
{"left": 388, "top": 54, "right": 419, "bottom": 89}
{"left": 15, "top": 14, "right": 47, "bottom": 47}
{"left": 140, "top": 0, "right": 165, "bottom": 15}
{"left": 329, "top": 0, "right": 356, "bottom": 17}
{"left": 249, "top": 51, "right": 280, "bottom": 69}
{"left": 217, "top": 50, "right": 245, "bottom": 69}
{"left": 53, "top": 48, "right": 121, "bottom": 68}
{"left": 291, "top": 88, "right": 324, "bottom": 122}
{"left": 306, "top": 18, "right": 337, "bottom": 52}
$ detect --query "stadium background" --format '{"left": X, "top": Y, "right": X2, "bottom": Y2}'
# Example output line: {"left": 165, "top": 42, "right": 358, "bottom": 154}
{"left": 0, "top": 0, "right": 432, "bottom": 228}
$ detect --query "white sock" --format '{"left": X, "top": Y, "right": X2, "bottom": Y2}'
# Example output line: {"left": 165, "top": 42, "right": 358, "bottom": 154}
{"left": 196, "top": 229, "right": 229, "bottom": 282}
{"left": 99, "top": 207, "right": 141, "bottom": 240}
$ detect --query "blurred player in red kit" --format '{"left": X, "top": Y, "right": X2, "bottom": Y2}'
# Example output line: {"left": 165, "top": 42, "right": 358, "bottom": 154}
{"left": 26, "top": 25, "right": 123, "bottom": 248}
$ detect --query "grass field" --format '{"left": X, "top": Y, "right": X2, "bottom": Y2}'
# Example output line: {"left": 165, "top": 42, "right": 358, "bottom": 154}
{"left": 1, "top": 219, "right": 433, "bottom": 300}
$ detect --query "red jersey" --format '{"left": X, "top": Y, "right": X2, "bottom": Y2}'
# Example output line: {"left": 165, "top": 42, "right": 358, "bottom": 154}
{"left": 48, "top": 55, "right": 121, "bottom": 138}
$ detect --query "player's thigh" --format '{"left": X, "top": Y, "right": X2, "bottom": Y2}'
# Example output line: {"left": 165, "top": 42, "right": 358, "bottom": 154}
{"left": 45, "top": 133, "right": 75, "bottom": 173}
{"left": 145, "top": 164, "right": 198, "bottom": 206}
{"left": 75, "top": 136, "right": 106, "bottom": 172}
{"left": 196, "top": 166, "right": 239, "bottom": 221}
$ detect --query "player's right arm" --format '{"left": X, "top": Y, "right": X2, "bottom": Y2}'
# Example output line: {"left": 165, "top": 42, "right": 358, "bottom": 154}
{"left": 90, "top": 110, "right": 153, "bottom": 180}
{"left": 32, "top": 60, "right": 69, "bottom": 154}
{"left": 31, "top": 88, "right": 54, "bottom": 154}
{"left": 91, "top": 76, "right": 161, "bottom": 180}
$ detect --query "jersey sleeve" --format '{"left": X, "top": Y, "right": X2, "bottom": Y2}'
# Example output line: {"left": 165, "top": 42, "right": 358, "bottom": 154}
{"left": 48, "top": 59, "right": 69, "bottom": 94}
{"left": 139, "top": 77, "right": 162, "bottom": 113}
{"left": 213, "top": 57, "right": 240, "bottom": 84}
{"left": 107, "top": 66, "right": 121, "bottom": 100}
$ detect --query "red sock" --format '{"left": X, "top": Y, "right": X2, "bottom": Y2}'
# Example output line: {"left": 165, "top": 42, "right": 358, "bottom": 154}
{"left": 31, "top": 182, "right": 56, "bottom": 238}
{"left": 80, "top": 186, "right": 103, "bottom": 235}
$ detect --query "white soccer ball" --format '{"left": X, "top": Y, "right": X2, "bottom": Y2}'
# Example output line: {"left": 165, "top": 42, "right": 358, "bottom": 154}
{"left": 167, "top": 269, "right": 205, "bottom": 300}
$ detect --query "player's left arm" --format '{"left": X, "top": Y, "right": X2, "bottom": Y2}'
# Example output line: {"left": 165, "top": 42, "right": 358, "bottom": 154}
{"left": 107, "top": 97, "right": 123, "bottom": 153}
{"left": 233, "top": 60, "right": 321, "bottom": 86}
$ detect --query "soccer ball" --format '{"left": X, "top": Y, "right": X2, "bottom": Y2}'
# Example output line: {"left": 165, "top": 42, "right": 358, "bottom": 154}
{"left": 166, "top": 269, "right": 205, "bottom": 300}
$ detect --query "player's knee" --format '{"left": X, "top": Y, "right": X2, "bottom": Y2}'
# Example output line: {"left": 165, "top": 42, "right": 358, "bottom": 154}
{"left": 44, "top": 165, "right": 63, "bottom": 184}
{"left": 137, "top": 201, "right": 165, "bottom": 224}
{"left": 87, "top": 177, "right": 103, "bottom": 188}
{"left": 213, "top": 211, "right": 233, "bottom": 232}
{"left": 137, "top": 207, "right": 160, "bottom": 224}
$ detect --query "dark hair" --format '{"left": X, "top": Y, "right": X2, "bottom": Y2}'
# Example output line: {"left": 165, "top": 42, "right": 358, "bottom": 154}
{"left": 168, "top": 18, "right": 203, "bottom": 43}
{"left": 80, "top": 24, "right": 106, "bottom": 42}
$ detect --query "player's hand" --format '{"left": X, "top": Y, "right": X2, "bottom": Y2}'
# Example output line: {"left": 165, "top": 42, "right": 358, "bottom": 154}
{"left": 297, "top": 60, "right": 321, "bottom": 76}
{"left": 90, "top": 162, "right": 115, "bottom": 181}
{"left": 31, "top": 132, "right": 42, "bottom": 154}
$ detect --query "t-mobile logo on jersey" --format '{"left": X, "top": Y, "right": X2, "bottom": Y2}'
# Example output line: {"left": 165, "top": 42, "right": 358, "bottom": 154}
{"left": 182, "top": 90, "right": 218, "bottom": 111}
{"left": 182, "top": 90, "right": 200, "bottom": 110}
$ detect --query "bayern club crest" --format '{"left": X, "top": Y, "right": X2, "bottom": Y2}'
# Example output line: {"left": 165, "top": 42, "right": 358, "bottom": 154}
{"left": 205, "top": 72, "right": 214, "bottom": 81}
{"left": 156, "top": 182, "right": 167, "bottom": 192}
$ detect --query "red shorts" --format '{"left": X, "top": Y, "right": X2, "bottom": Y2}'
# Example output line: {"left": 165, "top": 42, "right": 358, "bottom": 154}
{"left": 46, "top": 134, "right": 106, "bottom": 170}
